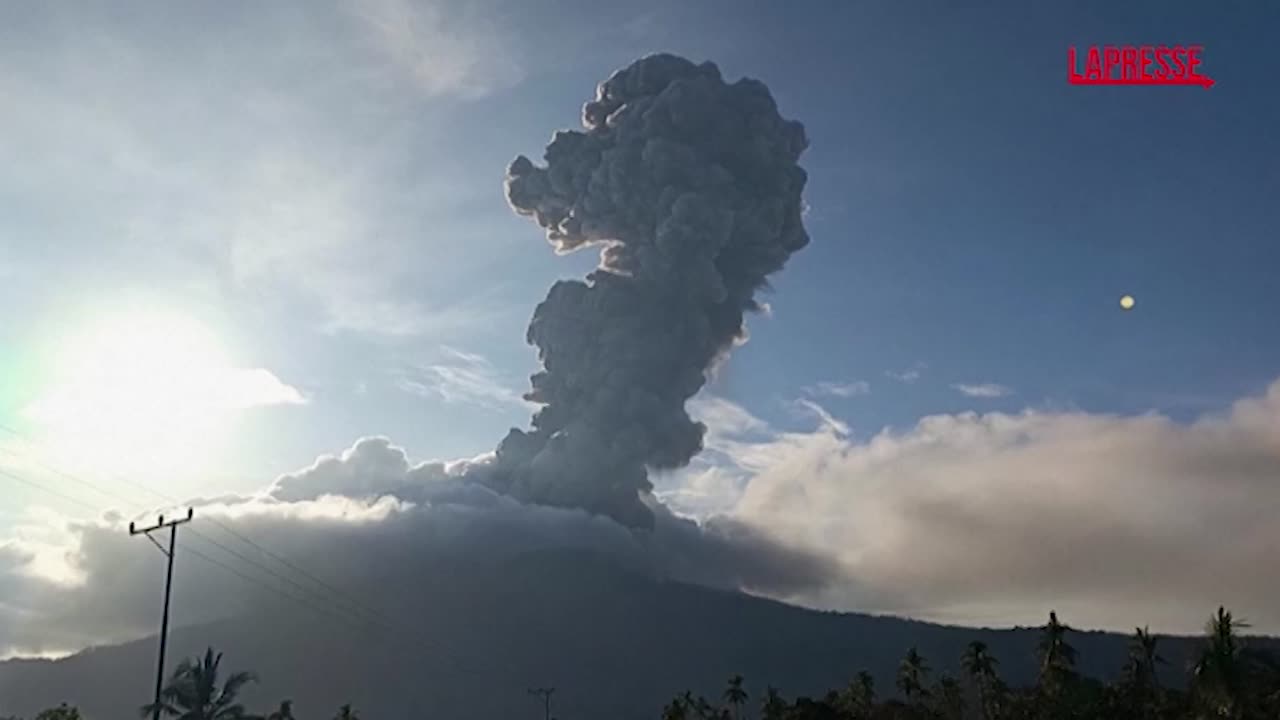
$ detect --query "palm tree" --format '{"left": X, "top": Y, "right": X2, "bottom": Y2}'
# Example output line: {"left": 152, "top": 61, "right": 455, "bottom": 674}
{"left": 266, "top": 701, "right": 294, "bottom": 720}
{"left": 934, "top": 674, "right": 965, "bottom": 720}
{"left": 685, "top": 693, "right": 716, "bottom": 720}
{"left": 1116, "top": 627, "right": 1167, "bottom": 719}
{"left": 332, "top": 705, "right": 359, "bottom": 720}
{"left": 724, "top": 675, "right": 749, "bottom": 720}
{"left": 896, "top": 647, "right": 931, "bottom": 704}
{"left": 663, "top": 695, "right": 690, "bottom": 720}
{"left": 34, "top": 704, "right": 81, "bottom": 720}
{"left": 1037, "top": 611, "right": 1078, "bottom": 694}
{"left": 1193, "top": 606, "right": 1249, "bottom": 719}
{"left": 962, "top": 641, "right": 1001, "bottom": 720}
{"left": 988, "top": 678, "right": 1012, "bottom": 720}
{"left": 837, "top": 671, "right": 875, "bottom": 719}
{"left": 141, "top": 648, "right": 257, "bottom": 720}
{"left": 1127, "top": 627, "right": 1165, "bottom": 687}
{"left": 760, "top": 687, "right": 787, "bottom": 720}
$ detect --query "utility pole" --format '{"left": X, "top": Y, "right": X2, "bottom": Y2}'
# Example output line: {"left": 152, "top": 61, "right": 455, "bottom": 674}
{"left": 130, "top": 508, "right": 194, "bottom": 720}
{"left": 528, "top": 687, "right": 555, "bottom": 720}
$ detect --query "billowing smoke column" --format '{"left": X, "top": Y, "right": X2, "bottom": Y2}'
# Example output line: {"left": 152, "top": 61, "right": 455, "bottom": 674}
{"left": 489, "top": 54, "right": 810, "bottom": 529}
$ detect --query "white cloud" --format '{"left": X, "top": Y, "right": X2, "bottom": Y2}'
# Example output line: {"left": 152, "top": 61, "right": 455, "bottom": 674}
{"left": 885, "top": 363, "right": 926, "bottom": 384}
{"left": 951, "top": 382, "right": 1014, "bottom": 398}
{"left": 345, "top": 0, "right": 524, "bottom": 99}
{"left": 653, "top": 465, "right": 744, "bottom": 518}
{"left": 320, "top": 297, "right": 506, "bottom": 339}
{"left": 793, "top": 399, "right": 851, "bottom": 437}
{"left": 213, "top": 368, "right": 307, "bottom": 409}
{"left": 396, "top": 347, "right": 530, "bottom": 412}
{"left": 804, "top": 380, "right": 870, "bottom": 398}
{"left": 0, "top": 4, "right": 520, "bottom": 342}
{"left": 713, "top": 378, "right": 1280, "bottom": 634}
{"left": 688, "top": 394, "right": 772, "bottom": 442}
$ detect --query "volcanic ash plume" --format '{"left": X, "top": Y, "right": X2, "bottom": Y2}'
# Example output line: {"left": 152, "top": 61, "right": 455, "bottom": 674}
{"left": 490, "top": 53, "right": 810, "bottom": 529}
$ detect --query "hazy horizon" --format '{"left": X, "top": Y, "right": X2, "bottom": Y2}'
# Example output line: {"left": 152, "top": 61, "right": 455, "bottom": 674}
{"left": 2, "top": 0, "right": 1279, "bottom": 663}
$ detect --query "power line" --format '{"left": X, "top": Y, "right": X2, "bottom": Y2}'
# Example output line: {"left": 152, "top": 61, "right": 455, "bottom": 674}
{"left": 0, "top": 439, "right": 546, "bottom": 689}
{"left": 0, "top": 425, "right": 400, "bottom": 631}
{"left": 177, "top": 541, "right": 390, "bottom": 639}
{"left": 178, "top": 539, "right": 498, "bottom": 680}
{"left": 0, "top": 452, "right": 471, "bottom": 665}
{"left": 0, "top": 447, "right": 399, "bottom": 638}
{"left": 184, "top": 527, "right": 396, "bottom": 632}
{"left": 0, "top": 433, "right": 154, "bottom": 513}
{"left": 0, "top": 465, "right": 103, "bottom": 513}
{"left": 130, "top": 510, "right": 194, "bottom": 720}
{"left": 197, "top": 515, "right": 404, "bottom": 630}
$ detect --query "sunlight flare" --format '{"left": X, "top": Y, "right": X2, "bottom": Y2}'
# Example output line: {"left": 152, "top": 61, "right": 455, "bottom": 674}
{"left": 23, "top": 306, "right": 303, "bottom": 479}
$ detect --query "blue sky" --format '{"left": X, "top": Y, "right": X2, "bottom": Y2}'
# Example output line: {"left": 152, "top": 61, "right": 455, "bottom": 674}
{"left": 2, "top": 1, "right": 1280, "bottom": 637}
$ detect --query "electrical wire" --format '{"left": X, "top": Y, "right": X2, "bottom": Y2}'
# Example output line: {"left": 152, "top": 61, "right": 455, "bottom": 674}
{"left": 0, "top": 431, "right": 543, "bottom": 686}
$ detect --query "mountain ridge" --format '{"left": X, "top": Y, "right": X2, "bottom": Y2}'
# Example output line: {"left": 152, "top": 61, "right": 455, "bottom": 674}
{"left": 2, "top": 549, "right": 1273, "bottom": 720}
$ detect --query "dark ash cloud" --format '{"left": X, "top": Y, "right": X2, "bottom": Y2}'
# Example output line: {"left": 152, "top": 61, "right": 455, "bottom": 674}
{"left": 489, "top": 53, "right": 811, "bottom": 528}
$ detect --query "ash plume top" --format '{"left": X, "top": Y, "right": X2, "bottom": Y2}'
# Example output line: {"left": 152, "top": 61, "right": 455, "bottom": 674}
{"left": 491, "top": 53, "right": 810, "bottom": 528}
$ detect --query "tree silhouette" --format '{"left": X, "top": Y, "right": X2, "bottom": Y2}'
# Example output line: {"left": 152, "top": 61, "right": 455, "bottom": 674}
{"left": 723, "top": 675, "right": 748, "bottom": 720}
{"left": 680, "top": 692, "right": 716, "bottom": 720}
{"left": 1114, "top": 626, "right": 1167, "bottom": 719}
{"left": 140, "top": 648, "right": 256, "bottom": 720}
{"left": 332, "top": 705, "right": 359, "bottom": 720}
{"left": 1193, "top": 607, "right": 1248, "bottom": 719}
{"left": 266, "top": 701, "right": 294, "bottom": 720}
{"left": 1128, "top": 627, "right": 1165, "bottom": 688}
{"left": 837, "top": 671, "right": 875, "bottom": 719}
{"left": 760, "top": 686, "right": 786, "bottom": 720}
{"left": 962, "top": 640, "right": 1001, "bottom": 720}
{"left": 1037, "top": 610, "right": 1078, "bottom": 698}
{"left": 641, "top": 604, "right": 1280, "bottom": 720}
{"left": 663, "top": 694, "right": 690, "bottom": 720}
{"left": 34, "top": 704, "right": 81, "bottom": 720}
{"left": 933, "top": 673, "right": 965, "bottom": 720}
{"left": 896, "top": 646, "right": 931, "bottom": 705}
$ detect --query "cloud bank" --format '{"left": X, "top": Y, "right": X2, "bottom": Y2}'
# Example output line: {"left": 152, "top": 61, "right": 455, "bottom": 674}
{"left": 0, "top": 436, "right": 834, "bottom": 658}
{"left": 714, "top": 379, "right": 1280, "bottom": 633}
{"left": 6, "top": 375, "right": 1280, "bottom": 658}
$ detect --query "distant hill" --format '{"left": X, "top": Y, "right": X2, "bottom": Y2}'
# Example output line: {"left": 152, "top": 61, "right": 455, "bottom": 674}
{"left": 2, "top": 550, "right": 1273, "bottom": 720}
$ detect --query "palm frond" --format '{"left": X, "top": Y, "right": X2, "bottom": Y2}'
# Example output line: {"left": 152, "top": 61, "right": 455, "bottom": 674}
{"left": 220, "top": 671, "right": 259, "bottom": 700}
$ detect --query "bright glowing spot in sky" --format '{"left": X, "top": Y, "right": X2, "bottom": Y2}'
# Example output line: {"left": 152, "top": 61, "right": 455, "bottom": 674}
{"left": 23, "top": 307, "right": 303, "bottom": 481}
{"left": 1120, "top": 294, "right": 1136, "bottom": 310}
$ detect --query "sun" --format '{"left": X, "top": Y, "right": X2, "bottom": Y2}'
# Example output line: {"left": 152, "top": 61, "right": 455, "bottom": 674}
{"left": 23, "top": 306, "right": 289, "bottom": 481}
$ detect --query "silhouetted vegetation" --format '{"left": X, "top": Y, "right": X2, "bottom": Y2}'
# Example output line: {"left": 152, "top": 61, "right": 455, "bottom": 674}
{"left": 141, "top": 648, "right": 257, "bottom": 720}
{"left": 33, "top": 705, "right": 80, "bottom": 720}
{"left": 664, "top": 608, "right": 1280, "bottom": 720}
{"left": 6, "top": 607, "right": 1279, "bottom": 720}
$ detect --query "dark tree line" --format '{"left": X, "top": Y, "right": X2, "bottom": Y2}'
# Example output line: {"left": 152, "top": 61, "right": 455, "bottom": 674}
{"left": 665, "top": 608, "right": 1280, "bottom": 720}
{"left": 8, "top": 606, "right": 1279, "bottom": 720}
{"left": 4, "top": 648, "right": 359, "bottom": 720}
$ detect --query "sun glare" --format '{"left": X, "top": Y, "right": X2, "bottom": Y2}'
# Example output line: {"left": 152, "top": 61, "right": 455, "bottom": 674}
{"left": 24, "top": 307, "right": 289, "bottom": 480}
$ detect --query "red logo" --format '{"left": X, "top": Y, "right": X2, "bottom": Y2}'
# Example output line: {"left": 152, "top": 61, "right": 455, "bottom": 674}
{"left": 1068, "top": 45, "right": 1215, "bottom": 88}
